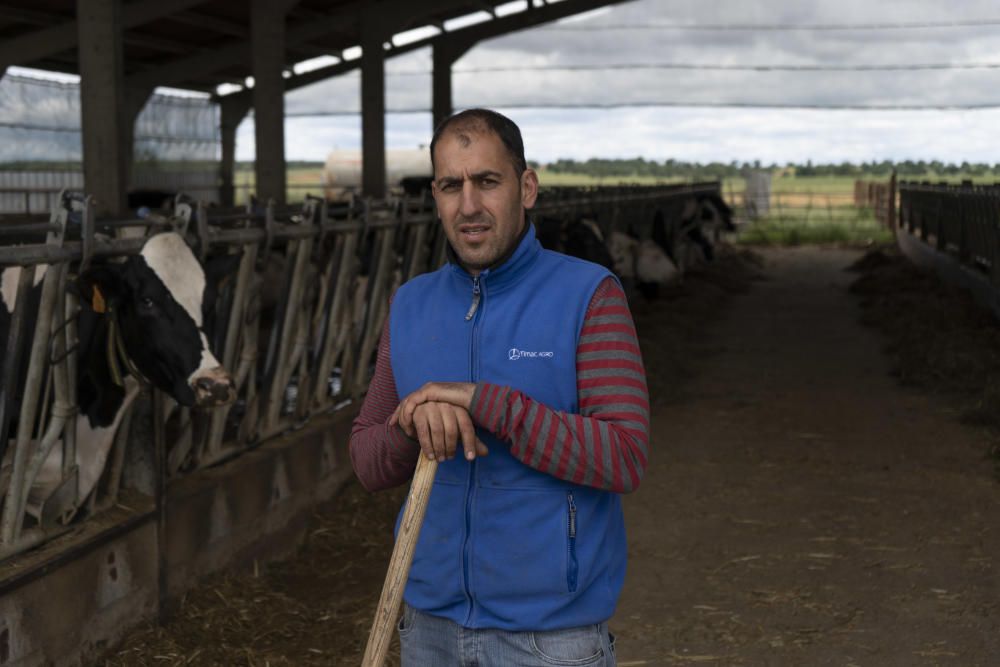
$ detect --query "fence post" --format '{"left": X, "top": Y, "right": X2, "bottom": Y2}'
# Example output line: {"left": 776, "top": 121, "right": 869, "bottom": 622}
{"left": 888, "top": 172, "right": 897, "bottom": 232}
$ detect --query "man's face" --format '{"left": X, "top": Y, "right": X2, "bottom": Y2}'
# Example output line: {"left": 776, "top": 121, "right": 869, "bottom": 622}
{"left": 431, "top": 128, "right": 538, "bottom": 275}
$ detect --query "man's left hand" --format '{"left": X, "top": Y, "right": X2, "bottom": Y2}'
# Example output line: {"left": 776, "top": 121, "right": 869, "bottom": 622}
{"left": 391, "top": 382, "right": 477, "bottom": 436}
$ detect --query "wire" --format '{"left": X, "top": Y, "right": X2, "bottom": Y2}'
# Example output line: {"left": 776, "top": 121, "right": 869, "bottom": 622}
{"left": 285, "top": 101, "right": 1000, "bottom": 116}
{"left": 0, "top": 121, "right": 218, "bottom": 143}
{"left": 384, "top": 62, "right": 1000, "bottom": 75}
{"left": 535, "top": 19, "right": 1000, "bottom": 31}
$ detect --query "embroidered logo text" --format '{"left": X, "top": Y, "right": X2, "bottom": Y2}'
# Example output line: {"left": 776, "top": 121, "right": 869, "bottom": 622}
{"left": 508, "top": 348, "right": 554, "bottom": 361}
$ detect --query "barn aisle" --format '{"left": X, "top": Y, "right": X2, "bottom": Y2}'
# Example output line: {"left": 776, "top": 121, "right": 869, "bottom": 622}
{"left": 615, "top": 246, "right": 1000, "bottom": 665}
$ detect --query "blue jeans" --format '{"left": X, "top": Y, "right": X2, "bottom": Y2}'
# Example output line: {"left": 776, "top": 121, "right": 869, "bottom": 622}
{"left": 398, "top": 604, "right": 617, "bottom": 666}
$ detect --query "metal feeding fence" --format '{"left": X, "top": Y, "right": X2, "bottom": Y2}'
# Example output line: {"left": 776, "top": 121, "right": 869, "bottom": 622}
{"left": 897, "top": 180, "right": 1000, "bottom": 284}
{"left": 0, "top": 181, "right": 720, "bottom": 560}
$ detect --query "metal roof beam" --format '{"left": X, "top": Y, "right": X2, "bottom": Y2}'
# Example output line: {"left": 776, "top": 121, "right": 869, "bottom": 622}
{"left": 0, "top": 7, "right": 68, "bottom": 26}
{"left": 125, "top": 32, "right": 204, "bottom": 55}
{"left": 168, "top": 11, "right": 247, "bottom": 39}
{"left": 437, "top": 0, "right": 626, "bottom": 44}
{"left": 0, "top": 0, "right": 209, "bottom": 68}
{"left": 219, "top": 0, "right": 626, "bottom": 100}
{"left": 125, "top": 0, "right": 482, "bottom": 89}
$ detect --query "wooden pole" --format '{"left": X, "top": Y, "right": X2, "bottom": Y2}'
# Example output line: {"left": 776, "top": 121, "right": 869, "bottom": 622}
{"left": 362, "top": 455, "right": 439, "bottom": 667}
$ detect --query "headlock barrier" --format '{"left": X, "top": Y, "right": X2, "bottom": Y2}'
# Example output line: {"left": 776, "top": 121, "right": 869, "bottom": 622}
{"left": 0, "top": 181, "right": 719, "bottom": 665}
{"left": 855, "top": 174, "right": 1000, "bottom": 318}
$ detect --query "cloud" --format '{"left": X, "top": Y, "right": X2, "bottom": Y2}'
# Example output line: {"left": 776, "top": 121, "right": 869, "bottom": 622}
{"left": 239, "top": 0, "right": 1000, "bottom": 164}
{"left": 238, "top": 105, "right": 1000, "bottom": 165}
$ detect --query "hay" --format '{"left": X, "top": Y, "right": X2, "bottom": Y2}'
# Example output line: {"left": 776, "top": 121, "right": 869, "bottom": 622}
{"left": 98, "top": 482, "right": 407, "bottom": 666}
{"left": 848, "top": 244, "right": 1000, "bottom": 438}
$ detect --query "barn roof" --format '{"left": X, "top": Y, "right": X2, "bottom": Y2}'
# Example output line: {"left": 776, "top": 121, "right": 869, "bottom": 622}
{"left": 0, "top": 0, "right": 626, "bottom": 96}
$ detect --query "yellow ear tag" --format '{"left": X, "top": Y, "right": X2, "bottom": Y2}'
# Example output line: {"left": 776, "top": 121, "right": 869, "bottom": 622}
{"left": 91, "top": 285, "right": 107, "bottom": 313}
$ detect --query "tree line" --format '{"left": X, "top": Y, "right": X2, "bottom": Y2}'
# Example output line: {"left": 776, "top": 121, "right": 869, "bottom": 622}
{"left": 534, "top": 158, "right": 1000, "bottom": 179}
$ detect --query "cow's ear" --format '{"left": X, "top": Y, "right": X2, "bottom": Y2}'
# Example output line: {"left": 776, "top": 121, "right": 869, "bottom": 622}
{"left": 75, "top": 266, "right": 125, "bottom": 314}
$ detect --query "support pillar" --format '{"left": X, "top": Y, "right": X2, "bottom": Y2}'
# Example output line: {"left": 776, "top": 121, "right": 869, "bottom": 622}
{"left": 432, "top": 40, "right": 474, "bottom": 132}
{"left": 77, "top": 0, "right": 127, "bottom": 217}
{"left": 250, "top": 0, "right": 287, "bottom": 203}
{"left": 360, "top": 16, "right": 387, "bottom": 198}
{"left": 220, "top": 97, "right": 252, "bottom": 207}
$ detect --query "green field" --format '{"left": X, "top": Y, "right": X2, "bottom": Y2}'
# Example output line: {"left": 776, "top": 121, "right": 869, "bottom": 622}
{"left": 232, "top": 165, "right": 325, "bottom": 204}
{"left": 232, "top": 168, "right": 950, "bottom": 248}
{"left": 531, "top": 172, "right": 900, "bottom": 247}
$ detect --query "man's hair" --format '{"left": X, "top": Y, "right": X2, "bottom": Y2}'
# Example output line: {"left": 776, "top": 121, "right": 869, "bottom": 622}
{"left": 430, "top": 108, "right": 528, "bottom": 178}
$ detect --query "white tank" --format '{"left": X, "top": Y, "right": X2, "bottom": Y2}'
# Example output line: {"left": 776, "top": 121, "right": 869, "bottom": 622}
{"left": 322, "top": 148, "right": 432, "bottom": 198}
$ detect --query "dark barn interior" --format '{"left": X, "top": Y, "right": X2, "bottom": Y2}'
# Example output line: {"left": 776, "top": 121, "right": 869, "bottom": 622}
{"left": 0, "top": 1, "right": 999, "bottom": 665}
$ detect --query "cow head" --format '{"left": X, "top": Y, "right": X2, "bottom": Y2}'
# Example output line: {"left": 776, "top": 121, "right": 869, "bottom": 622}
{"left": 697, "top": 194, "right": 736, "bottom": 232}
{"left": 76, "top": 232, "right": 239, "bottom": 408}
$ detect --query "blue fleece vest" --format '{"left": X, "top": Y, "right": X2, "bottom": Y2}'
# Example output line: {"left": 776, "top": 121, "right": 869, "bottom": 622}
{"left": 390, "top": 224, "right": 627, "bottom": 631}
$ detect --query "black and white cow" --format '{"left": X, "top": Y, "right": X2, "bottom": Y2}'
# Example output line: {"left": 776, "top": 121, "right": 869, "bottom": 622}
{"left": 75, "top": 232, "right": 238, "bottom": 409}
{"left": 535, "top": 216, "right": 615, "bottom": 272}
{"left": 607, "top": 229, "right": 679, "bottom": 299}
{"left": 1, "top": 231, "right": 238, "bottom": 519}
{"left": 127, "top": 189, "right": 177, "bottom": 214}
{"left": 673, "top": 193, "right": 736, "bottom": 264}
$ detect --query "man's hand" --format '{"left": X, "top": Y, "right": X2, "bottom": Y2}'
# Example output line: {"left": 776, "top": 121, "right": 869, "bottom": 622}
{"left": 395, "top": 400, "right": 488, "bottom": 462}
{"left": 391, "top": 382, "right": 477, "bottom": 436}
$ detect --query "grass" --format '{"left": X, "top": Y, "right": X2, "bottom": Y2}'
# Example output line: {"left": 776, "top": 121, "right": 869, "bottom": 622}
{"left": 735, "top": 209, "right": 894, "bottom": 247}
{"left": 232, "top": 169, "right": 999, "bottom": 205}
{"left": 233, "top": 166, "right": 326, "bottom": 205}
{"left": 736, "top": 218, "right": 892, "bottom": 246}
{"left": 226, "top": 170, "right": 921, "bottom": 249}
{"left": 535, "top": 171, "right": 689, "bottom": 187}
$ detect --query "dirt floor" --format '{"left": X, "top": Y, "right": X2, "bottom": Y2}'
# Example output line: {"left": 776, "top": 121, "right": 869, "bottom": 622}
{"left": 100, "top": 244, "right": 1000, "bottom": 666}
{"left": 616, "top": 245, "right": 999, "bottom": 666}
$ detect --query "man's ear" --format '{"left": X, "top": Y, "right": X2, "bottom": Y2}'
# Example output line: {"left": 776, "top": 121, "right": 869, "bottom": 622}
{"left": 521, "top": 167, "right": 539, "bottom": 210}
{"left": 75, "top": 265, "right": 126, "bottom": 314}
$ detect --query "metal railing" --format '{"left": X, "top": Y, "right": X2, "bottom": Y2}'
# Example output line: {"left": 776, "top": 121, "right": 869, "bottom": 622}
{"left": 0, "top": 181, "right": 720, "bottom": 560}
{"left": 898, "top": 180, "right": 1000, "bottom": 283}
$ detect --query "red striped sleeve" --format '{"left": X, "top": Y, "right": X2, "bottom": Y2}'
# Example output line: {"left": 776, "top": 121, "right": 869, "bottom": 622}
{"left": 349, "top": 312, "right": 421, "bottom": 492}
{"left": 469, "top": 277, "right": 650, "bottom": 493}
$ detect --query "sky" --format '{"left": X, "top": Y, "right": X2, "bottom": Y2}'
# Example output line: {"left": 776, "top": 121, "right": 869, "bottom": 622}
{"left": 5, "top": 0, "right": 1000, "bottom": 166}
{"left": 237, "top": 0, "right": 1000, "bottom": 165}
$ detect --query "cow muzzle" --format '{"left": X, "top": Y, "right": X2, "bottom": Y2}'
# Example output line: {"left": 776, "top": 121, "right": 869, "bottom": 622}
{"left": 191, "top": 367, "right": 237, "bottom": 407}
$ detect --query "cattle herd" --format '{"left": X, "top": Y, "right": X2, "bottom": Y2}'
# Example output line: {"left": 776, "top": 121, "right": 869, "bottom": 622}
{"left": 0, "top": 184, "right": 734, "bottom": 556}
{"left": 536, "top": 192, "right": 735, "bottom": 297}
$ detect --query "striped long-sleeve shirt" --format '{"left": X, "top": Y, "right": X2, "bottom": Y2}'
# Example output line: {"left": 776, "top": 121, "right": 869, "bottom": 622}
{"left": 349, "top": 276, "right": 649, "bottom": 494}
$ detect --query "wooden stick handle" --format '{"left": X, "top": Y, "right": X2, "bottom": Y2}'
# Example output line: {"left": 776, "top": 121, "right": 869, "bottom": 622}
{"left": 362, "top": 455, "right": 438, "bottom": 667}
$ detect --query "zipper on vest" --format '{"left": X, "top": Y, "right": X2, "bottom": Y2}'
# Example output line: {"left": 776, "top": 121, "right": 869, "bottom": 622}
{"left": 463, "top": 273, "right": 484, "bottom": 624}
{"left": 567, "top": 491, "right": 579, "bottom": 593}
{"left": 464, "top": 275, "right": 481, "bottom": 321}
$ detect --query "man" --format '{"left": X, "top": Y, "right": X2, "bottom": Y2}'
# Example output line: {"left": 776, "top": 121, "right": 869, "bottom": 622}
{"left": 350, "top": 108, "right": 649, "bottom": 666}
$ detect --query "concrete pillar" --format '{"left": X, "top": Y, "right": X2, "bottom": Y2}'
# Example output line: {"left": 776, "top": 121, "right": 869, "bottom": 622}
{"left": 250, "top": 0, "right": 287, "bottom": 203}
{"left": 360, "top": 18, "right": 387, "bottom": 198}
{"left": 432, "top": 40, "right": 474, "bottom": 132}
{"left": 77, "top": 0, "right": 127, "bottom": 217}
{"left": 220, "top": 97, "right": 252, "bottom": 207}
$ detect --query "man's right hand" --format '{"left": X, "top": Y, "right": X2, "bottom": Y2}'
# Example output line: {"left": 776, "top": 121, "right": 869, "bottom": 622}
{"left": 396, "top": 400, "right": 489, "bottom": 463}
